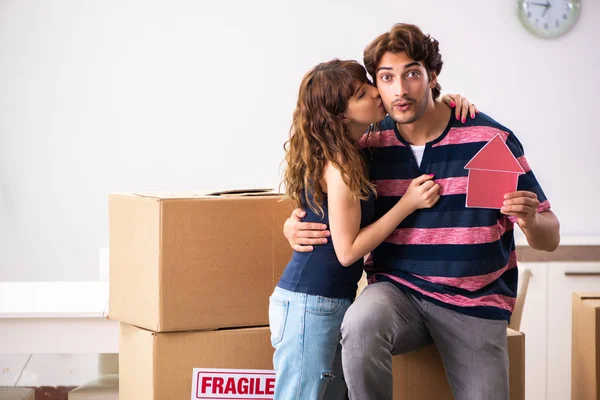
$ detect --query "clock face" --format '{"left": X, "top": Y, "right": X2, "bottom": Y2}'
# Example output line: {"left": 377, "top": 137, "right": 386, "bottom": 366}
{"left": 517, "top": 0, "right": 581, "bottom": 38}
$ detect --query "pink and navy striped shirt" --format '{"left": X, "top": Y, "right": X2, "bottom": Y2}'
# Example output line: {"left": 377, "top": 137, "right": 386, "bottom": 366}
{"left": 359, "top": 112, "right": 550, "bottom": 321}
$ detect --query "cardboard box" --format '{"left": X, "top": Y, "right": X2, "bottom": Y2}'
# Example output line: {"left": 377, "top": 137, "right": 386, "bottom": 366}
{"left": 119, "top": 323, "right": 274, "bottom": 400}
{"left": 572, "top": 292, "right": 600, "bottom": 400}
{"left": 109, "top": 190, "right": 294, "bottom": 332}
{"left": 392, "top": 328, "right": 525, "bottom": 400}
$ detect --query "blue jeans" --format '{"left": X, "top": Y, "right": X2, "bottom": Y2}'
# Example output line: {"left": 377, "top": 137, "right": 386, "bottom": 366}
{"left": 268, "top": 286, "right": 352, "bottom": 400}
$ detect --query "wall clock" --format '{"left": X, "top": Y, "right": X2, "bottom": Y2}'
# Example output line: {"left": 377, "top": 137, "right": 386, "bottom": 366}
{"left": 517, "top": 0, "right": 581, "bottom": 38}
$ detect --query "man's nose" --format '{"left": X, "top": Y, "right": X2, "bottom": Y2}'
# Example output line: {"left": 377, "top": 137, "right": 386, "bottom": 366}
{"left": 390, "top": 79, "right": 404, "bottom": 97}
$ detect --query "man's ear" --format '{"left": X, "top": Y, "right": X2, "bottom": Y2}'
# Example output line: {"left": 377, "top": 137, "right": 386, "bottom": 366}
{"left": 429, "top": 72, "right": 438, "bottom": 89}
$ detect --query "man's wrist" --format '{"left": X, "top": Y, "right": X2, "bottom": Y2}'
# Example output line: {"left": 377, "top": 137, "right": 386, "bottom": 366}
{"left": 519, "top": 212, "right": 540, "bottom": 231}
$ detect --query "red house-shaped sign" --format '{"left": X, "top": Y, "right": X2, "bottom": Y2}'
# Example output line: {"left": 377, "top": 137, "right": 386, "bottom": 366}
{"left": 464, "top": 134, "right": 524, "bottom": 209}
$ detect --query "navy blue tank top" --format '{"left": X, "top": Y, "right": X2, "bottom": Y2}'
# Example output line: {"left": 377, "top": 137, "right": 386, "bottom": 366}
{"left": 277, "top": 191, "right": 376, "bottom": 299}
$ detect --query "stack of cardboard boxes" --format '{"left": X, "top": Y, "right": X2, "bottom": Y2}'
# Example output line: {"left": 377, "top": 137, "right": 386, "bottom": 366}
{"left": 109, "top": 190, "right": 526, "bottom": 400}
{"left": 108, "top": 190, "right": 293, "bottom": 399}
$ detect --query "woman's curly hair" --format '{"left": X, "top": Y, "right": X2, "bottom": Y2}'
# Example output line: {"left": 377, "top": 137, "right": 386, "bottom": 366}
{"left": 282, "top": 59, "right": 376, "bottom": 217}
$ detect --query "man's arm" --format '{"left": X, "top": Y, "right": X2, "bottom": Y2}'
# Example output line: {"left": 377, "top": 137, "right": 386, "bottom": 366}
{"left": 520, "top": 211, "right": 560, "bottom": 251}
{"left": 283, "top": 208, "right": 330, "bottom": 252}
{"left": 502, "top": 191, "right": 560, "bottom": 251}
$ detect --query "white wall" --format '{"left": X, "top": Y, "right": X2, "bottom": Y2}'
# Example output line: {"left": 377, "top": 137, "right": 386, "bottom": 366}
{"left": 0, "top": 0, "right": 598, "bottom": 281}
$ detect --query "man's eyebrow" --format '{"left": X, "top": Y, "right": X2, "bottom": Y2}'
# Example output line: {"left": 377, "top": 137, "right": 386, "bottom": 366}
{"left": 376, "top": 66, "right": 392, "bottom": 73}
{"left": 376, "top": 62, "right": 422, "bottom": 74}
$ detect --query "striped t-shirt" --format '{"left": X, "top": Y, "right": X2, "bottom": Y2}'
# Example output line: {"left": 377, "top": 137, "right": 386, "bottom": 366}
{"left": 359, "top": 112, "right": 550, "bottom": 321}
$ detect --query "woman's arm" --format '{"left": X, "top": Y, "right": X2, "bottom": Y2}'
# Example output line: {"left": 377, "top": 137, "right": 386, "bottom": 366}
{"left": 325, "top": 162, "right": 439, "bottom": 267}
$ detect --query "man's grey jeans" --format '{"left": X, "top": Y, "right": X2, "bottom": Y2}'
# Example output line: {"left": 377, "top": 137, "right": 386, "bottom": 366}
{"left": 340, "top": 282, "right": 509, "bottom": 400}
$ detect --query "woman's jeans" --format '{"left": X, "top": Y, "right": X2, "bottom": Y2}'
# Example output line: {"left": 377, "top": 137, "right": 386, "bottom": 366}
{"left": 268, "top": 286, "right": 352, "bottom": 400}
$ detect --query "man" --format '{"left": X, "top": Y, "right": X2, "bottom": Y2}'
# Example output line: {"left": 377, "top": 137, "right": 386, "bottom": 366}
{"left": 283, "top": 23, "right": 560, "bottom": 400}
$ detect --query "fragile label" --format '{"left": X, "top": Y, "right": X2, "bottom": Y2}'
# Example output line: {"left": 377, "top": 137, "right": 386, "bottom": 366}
{"left": 192, "top": 368, "right": 276, "bottom": 399}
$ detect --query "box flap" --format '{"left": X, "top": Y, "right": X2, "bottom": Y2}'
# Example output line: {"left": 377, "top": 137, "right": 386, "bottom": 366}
{"left": 126, "top": 189, "right": 281, "bottom": 199}
{"left": 126, "top": 323, "right": 220, "bottom": 335}
{"left": 577, "top": 292, "right": 600, "bottom": 300}
{"left": 132, "top": 191, "right": 207, "bottom": 199}
{"left": 507, "top": 328, "right": 523, "bottom": 337}
{"left": 206, "top": 188, "right": 275, "bottom": 196}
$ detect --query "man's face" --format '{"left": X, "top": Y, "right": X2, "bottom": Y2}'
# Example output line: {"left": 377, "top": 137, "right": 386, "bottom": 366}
{"left": 375, "top": 51, "right": 434, "bottom": 125}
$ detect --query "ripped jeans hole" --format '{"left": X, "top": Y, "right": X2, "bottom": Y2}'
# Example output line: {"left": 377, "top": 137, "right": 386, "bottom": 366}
{"left": 320, "top": 370, "right": 335, "bottom": 383}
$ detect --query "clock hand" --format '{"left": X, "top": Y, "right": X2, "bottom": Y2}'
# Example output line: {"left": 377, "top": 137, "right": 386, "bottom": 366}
{"left": 529, "top": 2, "right": 549, "bottom": 6}
{"left": 542, "top": 1, "right": 551, "bottom": 17}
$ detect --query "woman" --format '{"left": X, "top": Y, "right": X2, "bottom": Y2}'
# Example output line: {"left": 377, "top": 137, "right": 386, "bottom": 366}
{"left": 269, "top": 59, "right": 475, "bottom": 400}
